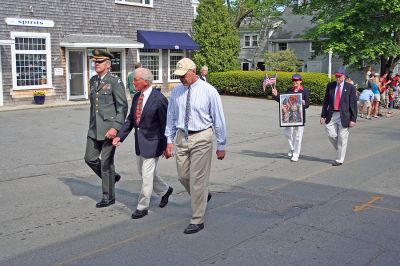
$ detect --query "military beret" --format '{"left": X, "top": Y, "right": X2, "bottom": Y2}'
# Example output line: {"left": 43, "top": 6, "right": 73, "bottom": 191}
{"left": 91, "top": 49, "right": 114, "bottom": 62}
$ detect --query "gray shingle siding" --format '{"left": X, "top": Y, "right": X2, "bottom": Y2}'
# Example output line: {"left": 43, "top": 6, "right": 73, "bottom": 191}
{"left": 0, "top": 0, "right": 194, "bottom": 105}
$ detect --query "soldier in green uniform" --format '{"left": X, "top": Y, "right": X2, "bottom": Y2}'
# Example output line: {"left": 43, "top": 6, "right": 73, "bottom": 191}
{"left": 127, "top": 62, "right": 142, "bottom": 98}
{"left": 84, "top": 49, "right": 128, "bottom": 208}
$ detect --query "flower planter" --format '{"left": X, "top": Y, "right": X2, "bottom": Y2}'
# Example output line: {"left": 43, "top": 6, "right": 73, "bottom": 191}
{"left": 34, "top": 95, "right": 45, "bottom": 105}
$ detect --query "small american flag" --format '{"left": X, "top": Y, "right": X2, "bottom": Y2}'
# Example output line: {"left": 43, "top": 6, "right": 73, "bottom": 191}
{"left": 262, "top": 74, "right": 277, "bottom": 92}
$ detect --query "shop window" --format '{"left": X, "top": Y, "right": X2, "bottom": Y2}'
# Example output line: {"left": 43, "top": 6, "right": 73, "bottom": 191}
{"left": 139, "top": 49, "right": 162, "bottom": 82}
{"left": 169, "top": 49, "right": 184, "bottom": 81}
{"left": 11, "top": 32, "right": 52, "bottom": 89}
{"left": 115, "top": 0, "right": 153, "bottom": 7}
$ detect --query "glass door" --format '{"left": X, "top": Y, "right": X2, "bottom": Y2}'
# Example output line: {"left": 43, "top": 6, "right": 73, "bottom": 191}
{"left": 68, "top": 50, "right": 86, "bottom": 99}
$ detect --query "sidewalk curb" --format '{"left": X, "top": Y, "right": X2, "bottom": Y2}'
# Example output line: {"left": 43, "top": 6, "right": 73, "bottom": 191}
{"left": 0, "top": 100, "right": 90, "bottom": 112}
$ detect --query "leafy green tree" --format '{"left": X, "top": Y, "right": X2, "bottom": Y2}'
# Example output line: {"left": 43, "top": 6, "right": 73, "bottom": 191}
{"left": 226, "top": 0, "right": 286, "bottom": 29}
{"left": 193, "top": 0, "right": 240, "bottom": 72}
{"left": 294, "top": 0, "right": 400, "bottom": 73}
{"left": 264, "top": 49, "right": 303, "bottom": 71}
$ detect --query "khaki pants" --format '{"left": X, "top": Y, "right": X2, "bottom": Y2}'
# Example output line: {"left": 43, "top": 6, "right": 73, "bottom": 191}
{"left": 175, "top": 128, "right": 213, "bottom": 224}
{"left": 136, "top": 156, "right": 169, "bottom": 211}
{"left": 324, "top": 112, "right": 349, "bottom": 163}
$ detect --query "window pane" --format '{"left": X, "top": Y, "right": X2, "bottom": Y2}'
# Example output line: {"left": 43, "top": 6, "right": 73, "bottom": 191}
{"left": 15, "top": 53, "right": 47, "bottom": 86}
{"left": 244, "top": 36, "right": 250, "bottom": 46}
{"left": 119, "top": 0, "right": 151, "bottom": 5}
{"left": 140, "top": 55, "right": 160, "bottom": 80}
{"left": 170, "top": 55, "right": 184, "bottom": 80}
{"left": 252, "top": 36, "right": 258, "bottom": 47}
{"left": 278, "top": 43, "right": 287, "bottom": 51}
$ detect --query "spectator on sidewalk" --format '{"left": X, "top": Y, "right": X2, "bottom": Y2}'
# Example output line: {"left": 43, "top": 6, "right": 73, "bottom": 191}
{"left": 358, "top": 87, "right": 374, "bottom": 119}
{"left": 370, "top": 74, "right": 381, "bottom": 118}
{"left": 127, "top": 62, "right": 142, "bottom": 99}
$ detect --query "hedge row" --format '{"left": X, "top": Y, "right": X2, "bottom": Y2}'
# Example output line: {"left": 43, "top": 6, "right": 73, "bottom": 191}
{"left": 208, "top": 70, "right": 330, "bottom": 105}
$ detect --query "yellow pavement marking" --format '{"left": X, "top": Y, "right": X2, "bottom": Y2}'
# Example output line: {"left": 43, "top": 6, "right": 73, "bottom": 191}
{"left": 367, "top": 205, "right": 400, "bottom": 213}
{"left": 55, "top": 198, "right": 246, "bottom": 266}
{"left": 353, "top": 195, "right": 383, "bottom": 212}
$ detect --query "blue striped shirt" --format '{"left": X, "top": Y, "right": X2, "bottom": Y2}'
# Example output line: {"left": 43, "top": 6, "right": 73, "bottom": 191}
{"left": 165, "top": 79, "right": 227, "bottom": 150}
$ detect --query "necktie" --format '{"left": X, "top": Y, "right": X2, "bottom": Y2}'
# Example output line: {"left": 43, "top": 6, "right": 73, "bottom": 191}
{"left": 334, "top": 83, "right": 341, "bottom": 110}
{"left": 184, "top": 86, "right": 191, "bottom": 139}
{"left": 135, "top": 93, "right": 144, "bottom": 125}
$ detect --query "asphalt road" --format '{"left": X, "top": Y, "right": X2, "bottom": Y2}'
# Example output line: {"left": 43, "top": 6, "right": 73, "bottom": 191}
{"left": 0, "top": 96, "right": 399, "bottom": 266}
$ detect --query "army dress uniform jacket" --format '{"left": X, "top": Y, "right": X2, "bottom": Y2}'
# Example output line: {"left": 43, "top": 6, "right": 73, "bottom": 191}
{"left": 88, "top": 72, "right": 128, "bottom": 140}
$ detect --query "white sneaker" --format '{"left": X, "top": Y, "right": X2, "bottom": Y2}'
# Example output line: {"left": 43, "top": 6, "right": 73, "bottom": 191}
{"left": 360, "top": 114, "right": 364, "bottom": 118}
{"left": 288, "top": 150, "right": 294, "bottom": 157}
{"left": 291, "top": 156, "right": 298, "bottom": 162}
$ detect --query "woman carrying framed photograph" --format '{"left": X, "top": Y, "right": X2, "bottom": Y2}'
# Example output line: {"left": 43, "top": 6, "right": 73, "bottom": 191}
{"left": 272, "top": 74, "right": 310, "bottom": 162}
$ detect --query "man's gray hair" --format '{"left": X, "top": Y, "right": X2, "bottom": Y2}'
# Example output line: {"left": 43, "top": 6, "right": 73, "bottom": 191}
{"left": 135, "top": 67, "right": 154, "bottom": 84}
{"left": 201, "top": 65, "right": 208, "bottom": 71}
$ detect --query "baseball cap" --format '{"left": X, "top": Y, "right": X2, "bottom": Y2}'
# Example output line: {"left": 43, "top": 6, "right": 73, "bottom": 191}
{"left": 173, "top": 58, "right": 196, "bottom": 76}
{"left": 335, "top": 66, "right": 346, "bottom": 77}
{"left": 291, "top": 74, "right": 302, "bottom": 81}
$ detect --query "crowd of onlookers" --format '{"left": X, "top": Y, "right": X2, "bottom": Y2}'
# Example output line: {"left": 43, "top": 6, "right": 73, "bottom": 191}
{"left": 357, "top": 67, "right": 399, "bottom": 119}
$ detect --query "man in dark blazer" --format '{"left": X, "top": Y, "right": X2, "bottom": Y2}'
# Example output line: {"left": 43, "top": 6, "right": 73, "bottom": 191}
{"left": 113, "top": 67, "right": 173, "bottom": 219}
{"left": 320, "top": 67, "right": 357, "bottom": 166}
{"left": 84, "top": 49, "right": 128, "bottom": 208}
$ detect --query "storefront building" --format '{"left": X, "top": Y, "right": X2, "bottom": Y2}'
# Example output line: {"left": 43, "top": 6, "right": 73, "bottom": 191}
{"left": 0, "top": 0, "right": 198, "bottom": 106}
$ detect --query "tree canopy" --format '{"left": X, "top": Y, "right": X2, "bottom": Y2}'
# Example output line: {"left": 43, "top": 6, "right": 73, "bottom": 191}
{"left": 264, "top": 49, "right": 303, "bottom": 72}
{"left": 226, "top": 0, "right": 286, "bottom": 29}
{"left": 193, "top": 0, "right": 240, "bottom": 72}
{"left": 294, "top": 0, "right": 400, "bottom": 73}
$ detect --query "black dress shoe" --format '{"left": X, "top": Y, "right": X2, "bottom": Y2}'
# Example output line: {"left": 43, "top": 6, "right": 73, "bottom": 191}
{"left": 96, "top": 198, "right": 115, "bottom": 208}
{"left": 184, "top": 223, "right": 204, "bottom": 234}
{"left": 131, "top": 209, "right": 148, "bottom": 219}
{"left": 115, "top": 174, "right": 121, "bottom": 183}
{"left": 159, "top": 186, "right": 173, "bottom": 208}
{"left": 332, "top": 161, "right": 343, "bottom": 166}
{"left": 207, "top": 192, "right": 212, "bottom": 202}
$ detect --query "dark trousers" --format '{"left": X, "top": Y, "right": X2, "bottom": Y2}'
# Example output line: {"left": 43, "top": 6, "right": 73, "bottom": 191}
{"left": 84, "top": 136, "right": 116, "bottom": 200}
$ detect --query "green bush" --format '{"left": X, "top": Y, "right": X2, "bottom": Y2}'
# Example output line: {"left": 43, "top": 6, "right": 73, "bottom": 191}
{"left": 208, "top": 70, "right": 330, "bottom": 105}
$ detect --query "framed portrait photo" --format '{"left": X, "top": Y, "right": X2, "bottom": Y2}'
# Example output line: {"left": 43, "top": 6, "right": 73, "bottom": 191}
{"left": 279, "top": 93, "right": 304, "bottom": 127}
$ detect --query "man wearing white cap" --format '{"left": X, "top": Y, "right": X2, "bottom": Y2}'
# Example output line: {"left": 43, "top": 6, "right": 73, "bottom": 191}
{"left": 164, "top": 58, "right": 227, "bottom": 234}
{"left": 320, "top": 67, "right": 357, "bottom": 166}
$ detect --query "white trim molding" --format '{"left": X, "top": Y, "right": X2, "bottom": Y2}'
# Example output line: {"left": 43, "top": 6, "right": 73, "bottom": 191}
{"left": 115, "top": 0, "right": 153, "bottom": 8}
{"left": 10, "top": 31, "right": 53, "bottom": 90}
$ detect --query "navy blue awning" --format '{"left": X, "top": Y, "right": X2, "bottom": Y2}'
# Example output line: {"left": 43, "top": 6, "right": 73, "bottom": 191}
{"left": 137, "top": 30, "right": 200, "bottom": 50}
